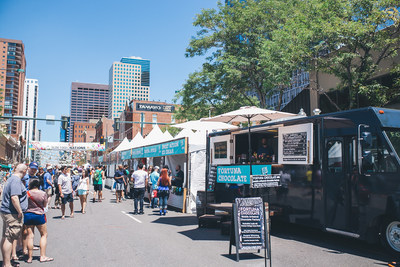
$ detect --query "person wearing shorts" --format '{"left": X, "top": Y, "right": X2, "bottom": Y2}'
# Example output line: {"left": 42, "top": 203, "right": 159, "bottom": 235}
{"left": 114, "top": 165, "right": 125, "bottom": 203}
{"left": 24, "top": 178, "right": 53, "bottom": 263}
{"left": 77, "top": 169, "right": 89, "bottom": 214}
{"left": 93, "top": 166, "right": 104, "bottom": 203}
{"left": 0, "top": 164, "right": 28, "bottom": 267}
{"left": 58, "top": 166, "right": 74, "bottom": 220}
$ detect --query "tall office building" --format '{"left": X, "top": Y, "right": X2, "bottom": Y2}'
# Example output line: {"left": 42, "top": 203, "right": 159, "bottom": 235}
{"left": 108, "top": 56, "right": 150, "bottom": 119}
{"left": 69, "top": 82, "right": 109, "bottom": 141}
{"left": 0, "top": 38, "right": 26, "bottom": 136}
{"left": 21, "top": 78, "right": 39, "bottom": 160}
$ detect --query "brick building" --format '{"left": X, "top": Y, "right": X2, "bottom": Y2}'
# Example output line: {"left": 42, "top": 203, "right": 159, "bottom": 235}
{"left": 72, "top": 120, "right": 97, "bottom": 143}
{"left": 118, "top": 100, "right": 177, "bottom": 140}
{"left": 0, "top": 38, "right": 26, "bottom": 137}
{"left": 94, "top": 116, "right": 114, "bottom": 144}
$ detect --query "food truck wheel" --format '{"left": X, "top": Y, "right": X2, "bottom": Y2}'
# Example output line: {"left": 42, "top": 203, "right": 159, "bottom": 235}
{"left": 381, "top": 219, "right": 400, "bottom": 255}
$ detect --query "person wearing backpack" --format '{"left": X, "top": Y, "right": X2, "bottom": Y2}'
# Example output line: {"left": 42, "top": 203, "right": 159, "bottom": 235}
{"left": 92, "top": 165, "right": 104, "bottom": 203}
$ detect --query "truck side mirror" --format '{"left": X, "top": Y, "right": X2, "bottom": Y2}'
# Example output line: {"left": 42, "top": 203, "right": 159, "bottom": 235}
{"left": 361, "top": 132, "right": 372, "bottom": 148}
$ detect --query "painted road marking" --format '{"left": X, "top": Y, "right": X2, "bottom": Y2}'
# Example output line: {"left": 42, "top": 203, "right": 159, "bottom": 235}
{"left": 121, "top": 211, "right": 142, "bottom": 224}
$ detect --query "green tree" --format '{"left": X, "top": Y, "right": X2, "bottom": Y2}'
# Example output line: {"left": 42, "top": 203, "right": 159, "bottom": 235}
{"left": 304, "top": 0, "right": 400, "bottom": 109}
{"left": 181, "top": 0, "right": 308, "bottom": 113}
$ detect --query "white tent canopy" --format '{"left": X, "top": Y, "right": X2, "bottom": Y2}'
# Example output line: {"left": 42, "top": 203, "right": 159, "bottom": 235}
{"left": 129, "top": 132, "right": 145, "bottom": 149}
{"left": 142, "top": 125, "right": 169, "bottom": 146}
{"left": 172, "top": 119, "right": 238, "bottom": 132}
{"left": 112, "top": 137, "right": 131, "bottom": 152}
{"left": 163, "top": 130, "right": 174, "bottom": 140}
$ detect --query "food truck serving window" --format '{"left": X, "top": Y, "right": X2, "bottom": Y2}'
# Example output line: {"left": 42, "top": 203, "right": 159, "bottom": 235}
{"left": 211, "top": 135, "right": 232, "bottom": 165}
{"left": 214, "top": 142, "right": 227, "bottom": 159}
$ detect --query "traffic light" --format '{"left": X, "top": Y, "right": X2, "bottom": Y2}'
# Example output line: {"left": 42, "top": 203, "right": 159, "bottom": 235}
{"left": 61, "top": 117, "right": 69, "bottom": 130}
{"left": 113, "top": 118, "right": 120, "bottom": 131}
{"left": 100, "top": 135, "right": 105, "bottom": 145}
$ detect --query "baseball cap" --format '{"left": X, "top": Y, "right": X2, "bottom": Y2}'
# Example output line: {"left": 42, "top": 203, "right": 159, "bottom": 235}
{"left": 154, "top": 166, "right": 160, "bottom": 170}
{"left": 29, "top": 162, "right": 39, "bottom": 169}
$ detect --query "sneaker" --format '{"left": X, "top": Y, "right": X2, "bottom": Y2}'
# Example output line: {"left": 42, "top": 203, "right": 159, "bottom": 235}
{"left": 159, "top": 210, "right": 163, "bottom": 216}
{"left": 133, "top": 211, "right": 138, "bottom": 215}
{"left": 139, "top": 211, "right": 144, "bottom": 215}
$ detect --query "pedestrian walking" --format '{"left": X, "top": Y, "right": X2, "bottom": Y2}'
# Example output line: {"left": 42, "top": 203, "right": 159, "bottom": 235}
{"left": 157, "top": 168, "right": 171, "bottom": 216}
{"left": 24, "top": 178, "right": 53, "bottom": 263}
{"left": 122, "top": 165, "right": 130, "bottom": 201}
{"left": 0, "top": 163, "right": 28, "bottom": 267}
{"left": 131, "top": 163, "right": 148, "bottom": 214}
{"left": 43, "top": 167, "right": 53, "bottom": 207}
{"left": 149, "top": 166, "right": 160, "bottom": 209}
{"left": 92, "top": 165, "right": 104, "bottom": 203}
{"left": 52, "top": 167, "right": 61, "bottom": 209}
{"left": 147, "top": 166, "right": 153, "bottom": 205}
{"left": 77, "top": 170, "right": 90, "bottom": 214}
{"left": 114, "top": 165, "right": 125, "bottom": 203}
{"left": 58, "top": 166, "right": 74, "bottom": 220}
{"left": 71, "top": 170, "right": 80, "bottom": 200}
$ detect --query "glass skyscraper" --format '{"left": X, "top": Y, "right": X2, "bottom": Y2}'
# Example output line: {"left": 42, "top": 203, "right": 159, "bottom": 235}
{"left": 108, "top": 57, "right": 150, "bottom": 119}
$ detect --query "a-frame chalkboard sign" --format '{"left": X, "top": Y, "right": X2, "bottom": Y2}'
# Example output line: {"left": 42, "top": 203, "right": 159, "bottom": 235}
{"left": 229, "top": 197, "right": 271, "bottom": 266}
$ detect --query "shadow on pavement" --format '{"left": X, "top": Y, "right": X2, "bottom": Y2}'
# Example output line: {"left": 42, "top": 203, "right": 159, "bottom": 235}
{"left": 178, "top": 228, "right": 229, "bottom": 241}
{"left": 270, "top": 220, "right": 397, "bottom": 263}
{"left": 152, "top": 216, "right": 198, "bottom": 227}
{"left": 221, "top": 252, "right": 265, "bottom": 262}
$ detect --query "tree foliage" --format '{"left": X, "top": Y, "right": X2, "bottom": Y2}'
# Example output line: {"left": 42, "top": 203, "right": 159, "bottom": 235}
{"left": 176, "top": 0, "right": 400, "bottom": 120}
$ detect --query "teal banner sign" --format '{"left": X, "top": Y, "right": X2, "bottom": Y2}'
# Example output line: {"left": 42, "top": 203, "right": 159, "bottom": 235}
{"left": 98, "top": 156, "right": 103, "bottom": 163}
{"left": 121, "top": 150, "right": 131, "bottom": 160}
{"left": 216, "top": 165, "right": 271, "bottom": 184}
{"left": 160, "top": 139, "right": 186, "bottom": 157}
{"left": 143, "top": 145, "right": 160, "bottom": 158}
{"left": 132, "top": 147, "right": 144, "bottom": 158}
{"left": 131, "top": 138, "right": 186, "bottom": 159}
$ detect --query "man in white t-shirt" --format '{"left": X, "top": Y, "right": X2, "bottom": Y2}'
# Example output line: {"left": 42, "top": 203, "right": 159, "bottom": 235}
{"left": 58, "top": 166, "right": 74, "bottom": 219}
{"left": 131, "top": 163, "right": 148, "bottom": 215}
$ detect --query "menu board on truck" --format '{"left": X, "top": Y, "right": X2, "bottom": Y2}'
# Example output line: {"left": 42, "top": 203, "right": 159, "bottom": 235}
{"left": 278, "top": 123, "right": 313, "bottom": 165}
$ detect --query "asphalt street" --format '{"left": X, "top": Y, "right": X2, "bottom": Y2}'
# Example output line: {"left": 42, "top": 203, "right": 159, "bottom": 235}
{"left": 1, "top": 189, "right": 397, "bottom": 267}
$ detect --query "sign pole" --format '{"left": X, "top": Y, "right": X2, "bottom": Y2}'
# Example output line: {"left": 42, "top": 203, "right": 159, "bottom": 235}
{"left": 264, "top": 202, "right": 267, "bottom": 267}
{"left": 233, "top": 202, "right": 240, "bottom": 262}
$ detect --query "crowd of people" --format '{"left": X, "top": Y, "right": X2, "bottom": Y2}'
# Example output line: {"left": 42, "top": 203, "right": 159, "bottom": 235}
{"left": 0, "top": 160, "right": 181, "bottom": 266}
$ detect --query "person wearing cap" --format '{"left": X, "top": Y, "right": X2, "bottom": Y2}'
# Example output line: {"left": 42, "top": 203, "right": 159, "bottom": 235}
{"left": 23, "top": 162, "right": 39, "bottom": 190}
{"left": 43, "top": 167, "right": 53, "bottom": 206}
{"left": 149, "top": 166, "right": 160, "bottom": 209}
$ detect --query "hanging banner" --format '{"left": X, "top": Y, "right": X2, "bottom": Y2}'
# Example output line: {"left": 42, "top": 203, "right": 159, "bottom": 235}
{"left": 121, "top": 149, "right": 132, "bottom": 160}
{"left": 130, "top": 138, "right": 187, "bottom": 159}
{"left": 278, "top": 123, "right": 313, "bottom": 165}
{"left": 30, "top": 141, "right": 105, "bottom": 151}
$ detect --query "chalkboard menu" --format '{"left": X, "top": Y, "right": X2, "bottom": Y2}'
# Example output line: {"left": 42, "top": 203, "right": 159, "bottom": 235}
{"left": 283, "top": 132, "right": 307, "bottom": 157}
{"left": 251, "top": 174, "right": 281, "bottom": 188}
{"left": 234, "top": 197, "right": 265, "bottom": 250}
{"left": 278, "top": 123, "right": 313, "bottom": 165}
{"left": 208, "top": 165, "right": 217, "bottom": 191}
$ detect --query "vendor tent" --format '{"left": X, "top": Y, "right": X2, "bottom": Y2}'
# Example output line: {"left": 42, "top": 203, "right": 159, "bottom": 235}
{"left": 113, "top": 137, "right": 131, "bottom": 152}
{"left": 129, "top": 132, "right": 145, "bottom": 149}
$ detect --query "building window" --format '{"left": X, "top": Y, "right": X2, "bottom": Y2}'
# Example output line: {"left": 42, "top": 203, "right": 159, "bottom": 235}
{"left": 152, "top": 114, "right": 157, "bottom": 128}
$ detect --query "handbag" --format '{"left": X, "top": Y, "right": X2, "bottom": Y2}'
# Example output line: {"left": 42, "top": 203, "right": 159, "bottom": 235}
{"left": 27, "top": 191, "right": 47, "bottom": 222}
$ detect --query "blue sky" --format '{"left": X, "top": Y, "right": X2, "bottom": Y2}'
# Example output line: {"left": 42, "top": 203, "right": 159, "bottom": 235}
{"left": 0, "top": 0, "right": 218, "bottom": 141}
